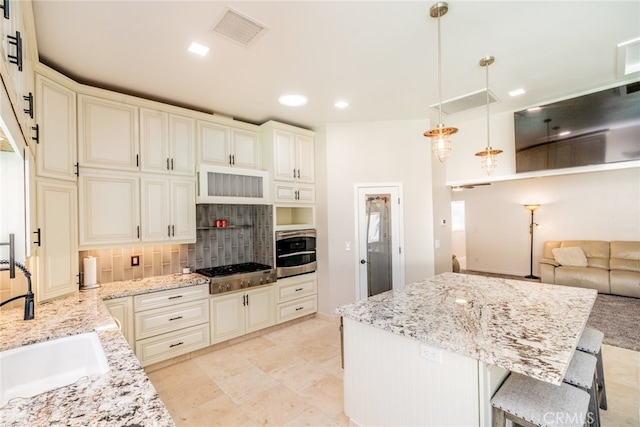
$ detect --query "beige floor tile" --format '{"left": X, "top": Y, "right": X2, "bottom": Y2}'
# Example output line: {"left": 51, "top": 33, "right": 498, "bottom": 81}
{"left": 241, "top": 384, "right": 310, "bottom": 425}
{"left": 149, "top": 316, "right": 639, "bottom": 427}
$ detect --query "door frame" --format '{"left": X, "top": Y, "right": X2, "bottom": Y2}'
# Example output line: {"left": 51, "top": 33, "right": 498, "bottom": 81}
{"left": 354, "top": 183, "right": 405, "bottom": 301}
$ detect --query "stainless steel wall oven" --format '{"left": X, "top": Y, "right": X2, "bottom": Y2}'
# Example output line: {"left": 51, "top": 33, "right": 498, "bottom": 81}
{"left": 275, "top": 229, "right": 316, "bottom": 278}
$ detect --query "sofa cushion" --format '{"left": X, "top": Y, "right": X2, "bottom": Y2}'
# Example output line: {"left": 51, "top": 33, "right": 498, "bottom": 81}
{"left": 610, "top": 241, "right": 640, "bottom": 273}
{"left": 560, "top": 240, "right": 610, "bottom": 270}
{"left": 552, "top": 247, "right": 588, "bottom": 267}
{"left": 556, "top": 267, "right": 611, "bottom": 293}
{"left": 610, "top": 270, "right": 640, "bottom": 298}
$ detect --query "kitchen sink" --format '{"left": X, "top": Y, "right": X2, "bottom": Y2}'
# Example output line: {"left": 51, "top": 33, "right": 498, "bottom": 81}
{"left": 0, "top": 332, "right": 110, "bottom": 406}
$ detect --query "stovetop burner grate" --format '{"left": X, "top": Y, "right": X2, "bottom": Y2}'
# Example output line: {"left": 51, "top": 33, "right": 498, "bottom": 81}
{"left": 196, "top": 262, "right": 273, "bottom": 278}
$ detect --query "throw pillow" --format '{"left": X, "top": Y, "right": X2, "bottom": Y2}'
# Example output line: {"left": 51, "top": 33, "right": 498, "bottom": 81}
{"left": 552, "top": 247, "right": 588, "bottom": 267}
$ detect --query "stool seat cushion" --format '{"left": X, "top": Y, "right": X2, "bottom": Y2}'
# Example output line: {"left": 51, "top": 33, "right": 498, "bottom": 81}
{"left": 564, "top": 351, "right": 597, "bottom": 389}
{"left": 491, "top": 373, "right": 590, "bottom": 427}
{"left": 577, "top": 328, "right": 603, "bottom": 354}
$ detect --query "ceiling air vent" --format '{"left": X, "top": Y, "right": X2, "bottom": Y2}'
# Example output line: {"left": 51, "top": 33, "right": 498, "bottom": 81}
{"left": 431, "top": 89, "right": 498, "bottom": 115}
{"left": 211, "top": 7, "right": 268, "bottom": 47}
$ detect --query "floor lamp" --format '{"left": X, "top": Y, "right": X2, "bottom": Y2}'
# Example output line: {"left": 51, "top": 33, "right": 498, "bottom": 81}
{"left": 524, "top": 204, "right": 541, "bottom": 279}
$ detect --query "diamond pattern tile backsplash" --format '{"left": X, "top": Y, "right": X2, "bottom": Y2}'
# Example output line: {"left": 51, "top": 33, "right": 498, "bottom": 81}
{"left": 79, "top": 204, "right": 273, "bottom": 285}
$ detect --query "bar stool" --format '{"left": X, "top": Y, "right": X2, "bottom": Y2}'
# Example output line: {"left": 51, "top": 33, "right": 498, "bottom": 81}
{"left": 563, "top": 350, "right": 600, "bottom": 427}
{"left": 577, "top": 327, "right": 607, "bottom": 410}
{"left": 491, "top": 372, "right": 590, "bottom": 427}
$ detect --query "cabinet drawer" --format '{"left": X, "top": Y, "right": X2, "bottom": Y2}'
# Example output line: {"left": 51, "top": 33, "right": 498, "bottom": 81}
{"left": 276, "top": 294, "right": 317, "bottom": 324}
{"left": 133, "top": 284, "right": 209, "bottom": 312}
{"left": 276, "top": 275, "right": 317, "bottom": 303}
{"left": 135, "top": 298, "right": 209, "bottom": 339}
{"left": 135, "top": 323, "right": 210, "bottom": 367}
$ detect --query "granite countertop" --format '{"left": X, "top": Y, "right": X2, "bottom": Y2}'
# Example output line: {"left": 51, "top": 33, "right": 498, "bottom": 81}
{"left": 0, "top": 273, "right": 208, "bottom": 426}
{"left": 336, "top": 272, "right": 597, "bottom": 385}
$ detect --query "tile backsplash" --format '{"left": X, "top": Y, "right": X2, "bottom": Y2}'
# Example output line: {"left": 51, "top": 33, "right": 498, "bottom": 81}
{"left": 79, "top": 204, "right": 274, "bottom": 285}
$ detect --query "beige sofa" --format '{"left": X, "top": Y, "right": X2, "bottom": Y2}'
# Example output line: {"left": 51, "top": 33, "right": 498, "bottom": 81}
{"left": 540, "top": 240, "right": 640, "bottom": 298}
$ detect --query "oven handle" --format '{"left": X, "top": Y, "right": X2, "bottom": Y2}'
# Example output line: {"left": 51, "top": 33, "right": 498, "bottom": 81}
{"left": 277, "top": 251, "right": 316, "bottom": 258}
{"left": 276, "top": 229, "right": 316, "bottom": 239}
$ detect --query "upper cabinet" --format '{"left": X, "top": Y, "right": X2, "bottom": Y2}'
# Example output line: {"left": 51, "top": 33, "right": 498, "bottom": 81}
{"left": 140, "top": 108, "right": 194, "bottom": 176}
{"left": 78, "top": 94, "right": 139, "bottom": 171}
{"left": 197, "top": 120, "right": 261, "bottom": 170}
{"left": 35, "top": 73, "right": 77, "bottom": 181}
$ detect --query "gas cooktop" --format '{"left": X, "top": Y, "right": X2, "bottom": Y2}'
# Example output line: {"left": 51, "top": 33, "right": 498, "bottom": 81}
{"left": 196, "top": 262, "right": 273, "bottom": 278}
{"left": 196, "top": 263, "right": 276, "bottom": 295}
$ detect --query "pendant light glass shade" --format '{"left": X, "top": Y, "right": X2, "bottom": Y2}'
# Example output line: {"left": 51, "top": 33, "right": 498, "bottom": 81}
{"left": 474, "top": 56, "right": 502, "bottom": 175}
{"left": 424, "top": 2, "right": 458, "bottom": 162}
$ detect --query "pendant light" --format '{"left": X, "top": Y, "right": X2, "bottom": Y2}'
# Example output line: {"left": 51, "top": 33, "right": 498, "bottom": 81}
{"left": 475, "top": 56, "right": 502, "bottom": 174}
{"left": 424, "top": 2, "right": 458, "bottom": 162}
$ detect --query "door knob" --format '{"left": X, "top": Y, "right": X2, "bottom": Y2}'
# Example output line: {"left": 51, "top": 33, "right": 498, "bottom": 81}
{"left": 360, "top": 259, "right": 368, "bottom": 264}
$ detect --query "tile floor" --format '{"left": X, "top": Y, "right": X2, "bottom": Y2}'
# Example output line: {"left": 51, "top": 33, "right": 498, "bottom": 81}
{"left": 147, "top": 315, "right": 640, "bottom": 427}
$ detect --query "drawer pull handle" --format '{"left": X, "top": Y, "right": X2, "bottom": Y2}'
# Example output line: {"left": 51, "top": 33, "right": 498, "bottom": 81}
{"left": 295, "top": 306, "right": 304, "bottom": 311}
{"left": 169, "top": 316, "right": 183, "bottom": 321}
{"left": 168, "top": 295, "right": 183, "bottom": 300}
{"left": 295, "top": 288, "right": 304, "bottom": 292}
{"left": 169, "top": 341, "right": 184, "bottom": 348}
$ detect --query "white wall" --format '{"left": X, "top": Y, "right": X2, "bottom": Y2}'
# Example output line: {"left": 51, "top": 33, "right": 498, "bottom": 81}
{"left": 318, "top": 119, "right": 435, "bottom": 314}
{"left": 452, "top": 167, "right": 640, "bottom": 277}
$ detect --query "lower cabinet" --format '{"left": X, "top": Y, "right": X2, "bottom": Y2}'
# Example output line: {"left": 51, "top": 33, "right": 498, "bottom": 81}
{"left": 275, "top": 273, "right": 318, "bottom": 324}
{"left": 132, "top": 284, "right": 210, "bottom": 366}
{"left": 210, "top": 285, "right": 275, "bottom": 344}
{"left": 103, "top": 296, "right": 135, "bottom": 348}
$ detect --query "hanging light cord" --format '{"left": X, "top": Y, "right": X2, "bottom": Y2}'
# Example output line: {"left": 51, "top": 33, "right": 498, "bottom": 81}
{"left": 436, "top": 8, "right": 443, "bottom": 126}
{"left": 485, "top": 60, "right": 491, "bottom": 151}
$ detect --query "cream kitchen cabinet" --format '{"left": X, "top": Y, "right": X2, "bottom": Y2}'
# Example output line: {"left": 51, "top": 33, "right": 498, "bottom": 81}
{"left": 78, "top": 169, "right": 140, "bottom": 248}
{"left": 275, "top": 273, "right": 317, "bottom": 324}
{"left": 78, "top": 94, "right": 139, "bottom": 171}
{"left": 140, "top": 108, "right": 195, "bottom": 176}
{"left": 35, "top": 72, "right": 77, "bottom": 181}
{"left": 141, "top": 176, "right": 196, "bottom": 243}
{"left": 197, "top": 120, "right": 261, "bottom": 169}
{"left": 133, "top": 284, "right": 210, "bottom": 367}
{"left": 273, "top": 182, "right": 315, "bottom": 204}
{"left": 103, "top": 296, "right": 134, "bottom": 348}
{"left": 35, "top": 178, "right": 78, "bottom": 302}
{"left": 261, "top": 121, "right": 315, "bottom": 184}
{"left": 209, "top": 285, "right": 275, "bottom": 344}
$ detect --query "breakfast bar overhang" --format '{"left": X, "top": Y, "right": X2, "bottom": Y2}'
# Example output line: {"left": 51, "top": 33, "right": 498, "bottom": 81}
{"left": 335, "top": 272, "right": 597, "bottom": 426}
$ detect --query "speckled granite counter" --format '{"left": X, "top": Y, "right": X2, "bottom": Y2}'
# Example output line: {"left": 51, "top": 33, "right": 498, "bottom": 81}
{"left": 336, "top": 272, "right": 597, "bottom": 385}
{"left": 0, "top": 273, "right": 208, "bottom": 426}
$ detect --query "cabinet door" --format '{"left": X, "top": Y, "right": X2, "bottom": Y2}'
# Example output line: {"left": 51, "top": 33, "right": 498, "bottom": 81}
{"left": 273, "top": 130, "right": 296, "bottom": 181}
{"left": 79, "top": 171, "right": 140, "bottom": 247}
{"left": 78, "top": 95, "right": 139, "bottom": 171}
{"left": 140, "top": 108, "right": 169, "bottom": 174}
{"left": 169, "top": 115, "right": 195, "bottom": 175}
{"left": 210, "top": 293, "right": 245, "bottom": 343}
{"left": 296, "top": 134, "right": 315, "bottom": 183}
{"left": 231, "top": 128, "right": 260, "bottom": 169}
{"left": 245, "top": 286, "right": 275, "bottom": 333}
{"left": 140, "top": 177, "right": 170, "bottom": 242}
{"left": 35, "top": 74, "right": 77, "bottom": 181}
{"left": 170, "top": 178, "right": 196, "bottom": 242}
{"left": 198, "top": 121, "right": 231, "bottom": 166}
{"left": 104, "top": 296, "right": 135, "bottom": 348}
{"left": 36, "top": 179, "right": 78, "bottom": 302}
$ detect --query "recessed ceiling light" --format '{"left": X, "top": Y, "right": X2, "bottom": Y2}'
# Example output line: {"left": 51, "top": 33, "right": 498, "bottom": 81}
{"left": 509, "top": 88, "right": 525, "bottom": 97}
{"left": 527, "top": 107, "right": 541, "bottom": 112}
{"left": 334, "top": 100, "right": 349, "bottom": 109}
{"left": 188, "top": 42, "right": 210, "bottom": 56}
{"left": 278, "top": 94, "right": 308, "bottom": 107}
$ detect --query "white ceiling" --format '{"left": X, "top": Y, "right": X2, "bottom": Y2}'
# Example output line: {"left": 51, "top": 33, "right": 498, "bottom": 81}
{"left": 31, "top": 1, "right": 640, "bottom": 131}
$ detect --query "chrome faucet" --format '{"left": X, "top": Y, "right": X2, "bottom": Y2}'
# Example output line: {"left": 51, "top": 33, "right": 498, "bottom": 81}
{"left": 0, "top": 259, "right": 35, "bottom": 320}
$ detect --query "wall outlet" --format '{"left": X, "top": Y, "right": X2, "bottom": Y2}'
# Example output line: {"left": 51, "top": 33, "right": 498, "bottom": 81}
{"left": 345, "top": 241, "right": 351, "bottom": 251}
{"left": 131, "top": 255, "right": 140, "bottom": 266}
{"left": 435, "top": 239, "right": 441, "bottom": 249}
{"left": 419, "top": 344, "right": 442, "bottom": 363}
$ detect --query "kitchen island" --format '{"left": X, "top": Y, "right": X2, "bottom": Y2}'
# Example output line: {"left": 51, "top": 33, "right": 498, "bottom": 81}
{"left": 0, "top": 273, "right": 208, "bottom": 426}
{"left": 335, "top": 272, "right": 597, "bottom": 427}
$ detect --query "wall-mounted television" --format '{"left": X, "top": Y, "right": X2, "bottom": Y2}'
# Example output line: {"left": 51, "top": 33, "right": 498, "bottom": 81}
{"left": 514, "top": 81, "right": 640, "bottom": 173}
